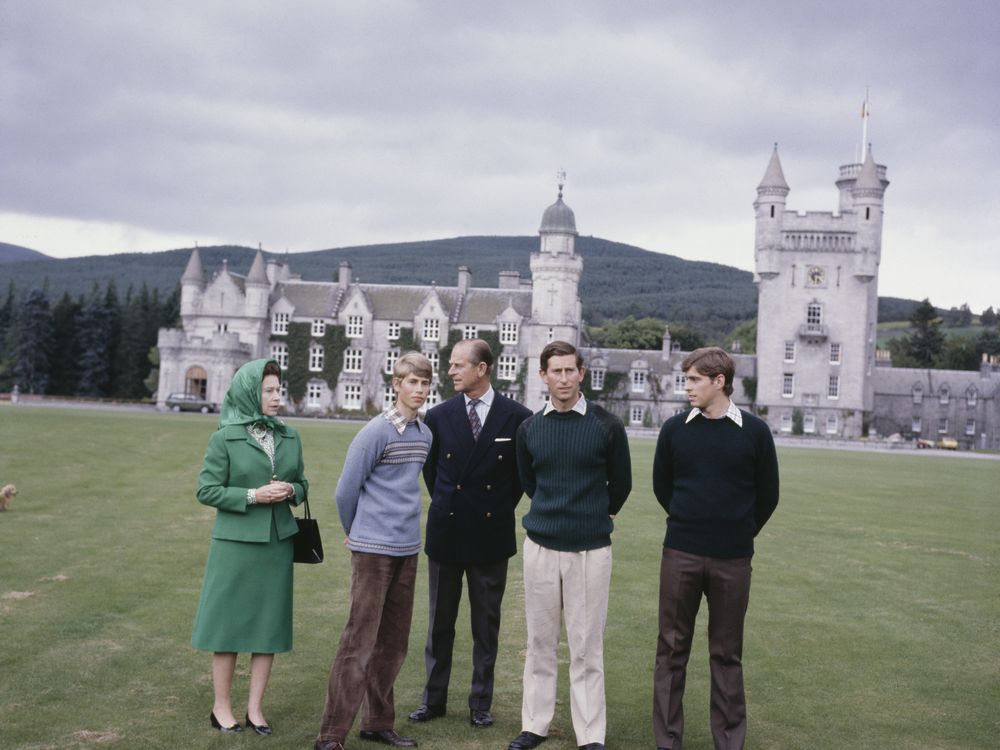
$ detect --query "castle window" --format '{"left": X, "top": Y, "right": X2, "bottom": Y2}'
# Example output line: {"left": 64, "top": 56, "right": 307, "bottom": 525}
{"left": 216, "top": 322, "right": 228, "bottom": 333}
{"left": 966, "top": 386, "right": 978, "bottom": 407}
{"left": 423, "top": 319, "right": 440, "bottom": 342}
{"left": 966, "top": 418, "right": 976, "bottom": 436}
{"left": 500, "top": 322, "right": 519, "bottom": 344}
{"left": 591, "top": 368, "right": 605, "bottom": 391}
{"left": 938, "top": 385, "right": 950, "bottom": 405}
{"left": 829, "top": 343, "right": 841, "bottom": 364}
{"left": 272, "top": 312, "right": 289, "bottom": 335}
{"left": 673, "top": 373, "right": 686, "bottom": 394}
{"left": 803, "top": 414, "right": 816, "bottom": 433}
{"left": 782, "top": 374, "right": 794, "bottom": 398}
{"left": 783, "top": 341, "right": 796, "bottom": 363}
{"left": 498, "top": 354, "right": 518, "bottom": 381}
{"left": 347, "top": 316, "right": 364, "bottom": 338}
{"left": 387, "top": 322, "right": 401, "bottom": 340}
{"left": 826, "top": 414, "right": 838, "bottom": 434}
{"left": 806, "top": 303, "right": 823, "bottom": 328}
{"left": 307, "top": 382, "right": 323, "bottom": 407}
{"left": 780, "top": 413, "right": 793, "bottom": 432}
{"left": 309, "top": 345, "right": 324, "bottom": 372}
{"left": 344, "top": 349, "right": 363, "bottom": 372}
{"left": 770, "top": 205, "right": 775, "bottom": 218}
{"left": 938, "top": 417, "right": 948, "bottom": 434}
{"left": 912, "top": 384, "right": 923, "bottom": 404}
{"left": 312, "top": 319, "right": 326, "bottom": 337}
{"left": 911, "top": 416, "right": 922, "bottom": 434}
{"left": 279, "top": 380, "right": 288, "bottom": 405}
{"left": 270, "top": 343, "right": 289, "bottom": 369}
{"left": 631, "top": 406, "right": 644, "bottom": 425}
{"left": 425, "top": 388, "right": 440, "bottom": 408}
{"left": 547, "top": 327, "right": 555, "bottom": 342}
{"left": 385, "top": 350, "right": 399, "bottom": 375}
{"left": 865, "top": 207, "right": 871, "bottom": 220}
{"left": 632, "top": 370, "right": 647, "bottom": 393}
{"left": 343, "top": 384, "right": 362, "bottom": 410}
{"left": 827, "top": 376, "right": 840, "bottom": 399}
{"left": 463, "top": 325, "right": 478, "bottom": 339}
{"left": 428, "top": 351, "right": 440, "bottom": 375}
{"left": 383, "top": 385, "right": 395, "bottom": 409}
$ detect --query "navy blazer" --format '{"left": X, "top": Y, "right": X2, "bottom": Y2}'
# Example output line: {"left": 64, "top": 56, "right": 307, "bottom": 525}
{"left": 423, "top": 390, "right": 532, "bottom": 564}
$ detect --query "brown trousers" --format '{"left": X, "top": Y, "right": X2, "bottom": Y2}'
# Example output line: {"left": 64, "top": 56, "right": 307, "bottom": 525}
{"left": 317, "top": 551, "right": 418, "bottom": 743}
{"left": 652, "top": 547, "right": 752, "bottom": 750}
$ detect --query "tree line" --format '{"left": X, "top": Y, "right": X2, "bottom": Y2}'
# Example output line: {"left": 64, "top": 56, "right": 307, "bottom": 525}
{"left": 886, "top": 299, "right": 1000, "bottom": 370}
{"left": 0, "top": 280, "right": 180, "bottom": 398}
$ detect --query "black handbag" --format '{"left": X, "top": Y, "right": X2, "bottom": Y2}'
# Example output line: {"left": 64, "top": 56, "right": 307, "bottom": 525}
{"left": 293, "top": 498, "right": 324, "bottom": 564}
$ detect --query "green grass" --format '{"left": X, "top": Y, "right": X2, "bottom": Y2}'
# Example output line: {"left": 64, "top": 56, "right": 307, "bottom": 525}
{"left": 1, "top": 406, "right": 998, "bottom": 750}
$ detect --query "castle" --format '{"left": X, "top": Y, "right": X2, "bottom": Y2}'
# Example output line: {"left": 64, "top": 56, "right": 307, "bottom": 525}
{"left": 156, "top": 149, "right": 1000, "bottom": 449}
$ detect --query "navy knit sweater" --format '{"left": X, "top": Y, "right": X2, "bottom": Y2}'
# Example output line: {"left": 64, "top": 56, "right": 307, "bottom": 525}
{"left": 652, "top": 409, "right": 779, "bottom": 559}
{"left": 516, "top": 403, "right": 632, "bottom": 552}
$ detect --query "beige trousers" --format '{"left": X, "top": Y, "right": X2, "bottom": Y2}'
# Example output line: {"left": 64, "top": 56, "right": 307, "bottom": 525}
{"left": 521, "top": 537, "right": 612, "bottom": 746}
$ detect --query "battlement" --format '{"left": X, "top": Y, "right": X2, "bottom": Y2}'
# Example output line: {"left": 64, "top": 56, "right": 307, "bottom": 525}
{"left": 837, "top": 162, "right": 888, "bottom": 183}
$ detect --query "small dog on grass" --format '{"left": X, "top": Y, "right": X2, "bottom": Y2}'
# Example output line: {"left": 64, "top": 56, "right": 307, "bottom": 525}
{"left": 0, "top": 484, "right": 17, "bottom": 511}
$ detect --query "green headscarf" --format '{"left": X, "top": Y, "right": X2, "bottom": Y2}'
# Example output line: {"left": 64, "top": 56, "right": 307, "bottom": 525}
{"left": 218, "top": 358, "right": 287, "bottom": 433}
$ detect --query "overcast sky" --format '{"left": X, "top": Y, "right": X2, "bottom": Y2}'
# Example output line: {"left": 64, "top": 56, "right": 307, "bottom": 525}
{"left": 1, "top": 0, "right": 997, "bottom": 311}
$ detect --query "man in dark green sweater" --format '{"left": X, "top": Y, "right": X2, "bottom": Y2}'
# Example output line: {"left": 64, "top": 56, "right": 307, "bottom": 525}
{"left": 508, "top": 341, "right": 632, "bottom": 750}
{"left": 651, "top": 347, "right": 779, "bottom": 750}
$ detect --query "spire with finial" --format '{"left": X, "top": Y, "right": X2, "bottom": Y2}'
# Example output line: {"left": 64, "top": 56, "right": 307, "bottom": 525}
{"left": 557, "top": 168, "right": 566, "bottom": 199}
{"left": 757, "top": 143, "right": 790, "bottom": 193}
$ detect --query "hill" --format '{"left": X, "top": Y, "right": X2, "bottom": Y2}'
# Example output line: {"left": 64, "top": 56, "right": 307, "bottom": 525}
{"left": 0, "top": 242, "right": 51, "bottom": 263}
{"left": 0, "top": 235, "right": 923, "bottom": 341}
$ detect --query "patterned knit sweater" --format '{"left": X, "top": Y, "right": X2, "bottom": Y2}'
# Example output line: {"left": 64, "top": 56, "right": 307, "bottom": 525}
{"left": 516, "top": 403, "right": 632, "bottom": 552}
{"left": 335, "top": 411, "right": 432, "bottom": 556}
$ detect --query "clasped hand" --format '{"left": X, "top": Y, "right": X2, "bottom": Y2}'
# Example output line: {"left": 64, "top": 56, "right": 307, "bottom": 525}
{"left": 254, "top": 481, "right": 294, "bottom": 504}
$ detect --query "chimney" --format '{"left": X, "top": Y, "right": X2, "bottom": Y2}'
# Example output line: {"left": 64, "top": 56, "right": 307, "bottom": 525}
{"left": 338, "top": 261, "right": 352, "bottom": 288}
{"left": 498, "top": 270, "right": 521, "bottom": 290}
{"left": 458, "top": 266, "right": 471, "bottom": 293}
{"left": 661, "top": 326, "right": 672, "bottom": 360}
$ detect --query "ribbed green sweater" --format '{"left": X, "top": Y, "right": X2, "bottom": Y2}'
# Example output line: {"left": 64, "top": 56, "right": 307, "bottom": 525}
{"left": 516, "top": 403, "right": 632, "bottom": 552}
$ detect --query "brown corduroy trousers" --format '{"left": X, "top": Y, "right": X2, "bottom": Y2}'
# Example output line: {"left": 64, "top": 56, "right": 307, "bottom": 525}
{"left": 652, "top": 547, "right": 752, "bottom": 750}
{"left": 317, "top": 551, "right": 418, "bottom": 743}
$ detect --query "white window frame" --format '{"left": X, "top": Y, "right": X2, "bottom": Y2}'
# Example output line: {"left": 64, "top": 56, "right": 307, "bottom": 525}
{"left": 344, "top": 349, "right": 363, "bottom": 373}
{"left": 827, "top": 375, "right": 840, "bottom": 400}
{"left": 385, "top": 350, "right": 399, "bottom": 375}
{"left": 383, "top": 385, "right": 395, "bottom": 409}
{"left": 803, "top": 414, "right": 816, "bottom": 433}
{"left": 347, "top": 315, "right": 364, "bottom": 338}
{"left": 673, "top": 373, "right": 686, "bottom": 394}
{"left": 425, "top": 388, "right": 440, "bottom": 408}
{"left": 912, "top": 385, "right": 923, "bottom": 404}
{"left": 428, "top": 351, "right": 440, "bottom": 376}
{"left": 591, "top": 368, "right": 605, "bottom": 391}
{"left": 829, "top": 342, "right": 842, "bottom": 364}
{"left": 271, "top": 312, "right": 289, "bottom": 335}
{"left": 780, "top": 413, "right": 793, "bottom": 432}
{"left": 938, "top": 417, "right": 948, "bottom": 434}
{"left": 966, "top": 387, "right": 977, "bottom": 407}
{"left": 306, "top": 382, "right": 323, "bottom": 407}
{"left": 312, "top": 319, "right": 326, "bottom": 337}
{"left": 631, "top": 370, "right": 647, "bottom": 393}
{"left": 783, "top": 341, "right": 796, "bottom": 363}
{"left": 630, "top": 405, "right": 644, "bottom": 425}
{"left": 939, "top": 385, "right": 950, "bottom": 405}
{"left": 826, "top": 414, "right": 838, "bottom": 434}
{"left": 463, "top": 325, "right": 478, "bottom": 339}
{"left": 806, "top": 303, "right": 823, "bottom": 327}
{"left": 498, "top": 354, "right": 518, "bottom": 381}
{"left": 965, "top": 418, "right": 976, "bottom": 436}
{"left": 309, "top": 344, "right": 324, "bottom": 372}
{"left": 423, "top": 318, "right": 440, "bottom": 342}
{"left": 270, "top": 343, "right": 289, "bottom": 369}
{"left": 387, "top": 321, "right": 401, "bottom": 341}
{"left": 911, "top": 416, "right": 922, "bottom": 434}
{"left": 782, "top": 373, "right": 794, "bottom": 398}
{"left": 499, "top": 322, "right": 519, "bottom": 344}
{"left": 343, "top": 384, "right": 362, "bottom": 410}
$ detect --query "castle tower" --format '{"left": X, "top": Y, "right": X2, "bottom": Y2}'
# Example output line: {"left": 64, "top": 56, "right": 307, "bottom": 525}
{"left": 245, "top": 248, "right": 270, "bottom": 319}
{"left": 754, "top": 144, "right": 889, "bottom": 438}
{"left": 180, "top": 247, "right": 204, "bottom": 323}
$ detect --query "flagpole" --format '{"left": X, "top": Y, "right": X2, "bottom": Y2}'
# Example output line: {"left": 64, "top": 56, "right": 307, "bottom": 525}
{"left": 860, "top": 86, "right": 870, "bottom": 162}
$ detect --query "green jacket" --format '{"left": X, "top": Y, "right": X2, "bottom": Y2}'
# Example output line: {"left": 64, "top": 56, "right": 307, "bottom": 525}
{"left": 197, "top": 424, "right": 309, "bottom": 543}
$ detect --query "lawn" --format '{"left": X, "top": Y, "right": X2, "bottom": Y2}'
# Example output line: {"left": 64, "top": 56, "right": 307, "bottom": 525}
{"left": 0, "top": 405, "right": 997, "bottom": 750}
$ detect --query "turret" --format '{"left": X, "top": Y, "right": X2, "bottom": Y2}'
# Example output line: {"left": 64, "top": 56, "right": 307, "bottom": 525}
{"left": 754, "top": 145, "right": 789, "bottom": 278}
{"left": 851, "top": 146, "right": 889, "bottom": 279}
{"left": 180, "top": 247, "right": 204, "bottom": 317}
{"left": 245, "top": 248, "right": 270, "bottom": 319}
{"left": 530, "top": 179, "right": 583, "bottom": 330}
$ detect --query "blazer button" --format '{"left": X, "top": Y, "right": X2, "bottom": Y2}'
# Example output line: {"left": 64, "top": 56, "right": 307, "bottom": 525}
{"left": 456, "top": 484, "right": 462, "bottom": 491}
{"left": 486, "top": 512, "right": 492, "bottom": 518}
{"left": 498, "top": 454, "right": 503, "bottom": 461}
{"left": 485, "top": 484, "right": 492, "bottom": 491}
{"left": 446, "top": 453, "right": 452, "bottom": 459}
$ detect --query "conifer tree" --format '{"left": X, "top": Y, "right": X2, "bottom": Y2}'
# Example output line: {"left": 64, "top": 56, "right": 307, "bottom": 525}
{"left": 906, "top": 299, "right": 945, "bottom": 367}
{"left": 11, "top": 288, "right": 53, "bottom": 394}
{"left": 76, "top": 284, "right": 113, "bottom": 396}
{"left": 48, "top": 292, "right": 81, "bottom": 395}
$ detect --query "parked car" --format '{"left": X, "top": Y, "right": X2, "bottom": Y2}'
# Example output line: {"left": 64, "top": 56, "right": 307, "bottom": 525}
{"left": 935, "top": 437, "right": 959, "bottom": 450}
{"left": 165, "top": 392, "right": 216, "bottom": 413}
{"left": 916, "top": 438, "right": 934, "bottom": 449}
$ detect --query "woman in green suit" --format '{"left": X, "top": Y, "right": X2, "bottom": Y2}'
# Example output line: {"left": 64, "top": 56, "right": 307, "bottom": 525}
{"left": 192, "top": 359, "right": 309, "bottom": 735}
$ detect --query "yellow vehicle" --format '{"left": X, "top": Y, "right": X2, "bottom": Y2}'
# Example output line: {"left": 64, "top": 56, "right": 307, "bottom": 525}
{"left": 935, "top": 437, "right": 958, "bottom": 450}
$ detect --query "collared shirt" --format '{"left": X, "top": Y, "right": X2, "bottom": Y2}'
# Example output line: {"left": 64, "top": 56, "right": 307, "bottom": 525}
{"left": 464, "top": 385, "right": 494, "bottom": 428}
{"left": 384, "top": 405, "right": 422, "bottom": 435}
{"left": 685, "top": 398, "right": 743, "bottom": 427}
{"left": 543, "top": 392, "right": 588, "bottom": 416}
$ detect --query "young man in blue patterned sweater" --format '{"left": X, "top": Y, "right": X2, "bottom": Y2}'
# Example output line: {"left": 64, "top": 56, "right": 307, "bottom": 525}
{"left": 315, "top": 352, "right": 434, "bottom": 750}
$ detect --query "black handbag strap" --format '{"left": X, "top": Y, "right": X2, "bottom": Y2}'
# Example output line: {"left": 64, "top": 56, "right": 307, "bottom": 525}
{"left": 300, "top": 497, "right": 312, "bottom": 519}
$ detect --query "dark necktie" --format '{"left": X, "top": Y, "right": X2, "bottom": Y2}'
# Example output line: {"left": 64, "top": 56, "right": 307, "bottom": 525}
{"left": 468, "top": 398, "right": 482, "bottom": 441}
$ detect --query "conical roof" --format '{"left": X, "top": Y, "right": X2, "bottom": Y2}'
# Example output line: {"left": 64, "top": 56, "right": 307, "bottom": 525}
{"left": 855, "top": 146, "right": 881, "bottom": 190}
{"left": 539, "top": 190, "right": 578, "bottom": 235}
{"left": 247, "top": 249, "right": 268, "bottom": 284}
{"left": 757, "top": 145, "right": 789, "bottom": 191}
{"left": 182, "top": 248, "right": 204, "bottom": 284}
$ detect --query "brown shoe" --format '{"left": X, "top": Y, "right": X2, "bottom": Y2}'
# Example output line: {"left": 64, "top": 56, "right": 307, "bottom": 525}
{"left": 314, "top": 741, "right": 346, "bottom": 750}
{"left": 359, "top": 729, "right": 418, "bottom": 747}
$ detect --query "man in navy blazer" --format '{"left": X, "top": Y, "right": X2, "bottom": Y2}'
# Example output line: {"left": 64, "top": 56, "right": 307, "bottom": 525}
{"left": 409, "top": 338, "right": 532, "bottom": 730}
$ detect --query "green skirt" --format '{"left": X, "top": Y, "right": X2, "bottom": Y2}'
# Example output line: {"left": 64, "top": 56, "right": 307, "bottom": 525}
{"left": 191, "top": 518, "right": 294, "bottom": 653}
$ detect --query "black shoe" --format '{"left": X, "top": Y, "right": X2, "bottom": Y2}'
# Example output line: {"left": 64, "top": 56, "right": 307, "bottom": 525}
{"left": 359, "top": 729, "right": 418, "bottom": 747}
{"left": 508, "top": 731, "right": 546, "bottom": 750}
{"left": 470, "top": 709, "right": 494, "bottom": 727}
{"left": 210, "top": 712, "right": 243, "bottom": 733}
{"left": 408, "top": 704, "right": 446, "bottom": 722}
{"left": 245, "top": 713, "right": 272, "bottom": 736}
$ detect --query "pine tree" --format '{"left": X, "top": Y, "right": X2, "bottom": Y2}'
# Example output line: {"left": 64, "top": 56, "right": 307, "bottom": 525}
{"left": 104, "top": 279, "right": 122, "bottom": 396}
{"left": 11, "top": 288, "right": 54, "bottom": 394}
{"left": 906, "top": 299, "right": 945, "bottom": 367}
{"left": 48, "top": 292, "right": 81, "bottom": 395}
{"left": 0, "top": 281, "right": 15, "bottom": 390}
{"left": 76, "top": 284, "right": 113, "bottom": 396}
{"left": 115, "top": 285, "right": 154, "bottom": 399}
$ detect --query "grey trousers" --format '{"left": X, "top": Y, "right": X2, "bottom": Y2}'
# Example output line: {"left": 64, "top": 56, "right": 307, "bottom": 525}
{"left": 317, "top": 552, "right": 417, "bottom": 743}
{"left": 652, "top": 547, "right": 752, "bottom": 750}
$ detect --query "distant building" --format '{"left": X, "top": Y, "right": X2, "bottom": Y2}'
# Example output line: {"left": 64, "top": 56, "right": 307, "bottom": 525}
{"left": 156, "top": 150, "right": 1000, "bottom": 448}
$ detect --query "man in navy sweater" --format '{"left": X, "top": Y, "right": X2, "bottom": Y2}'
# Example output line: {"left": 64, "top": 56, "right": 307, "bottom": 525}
{"left": 508, "top": 341, "right": 632, "bottom": 750}
{"left": 651, "top": 347, "right": 779, "bottom": 750}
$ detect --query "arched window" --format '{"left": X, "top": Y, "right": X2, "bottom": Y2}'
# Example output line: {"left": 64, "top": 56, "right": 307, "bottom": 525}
{"left": 185, "top": 366, "right": 207, "bottom": 399}
{"left": 938, "top": 385, "right": 950, "bottom": 405}
{"left": 911, "top": 384, "right": 923, "bottom": 405}
{"left": 966, "top": 386, "right": 978, "bottom": 407}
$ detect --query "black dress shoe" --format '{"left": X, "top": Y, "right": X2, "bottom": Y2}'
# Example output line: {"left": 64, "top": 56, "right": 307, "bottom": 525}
{"left": 359, "top": 729, "right": 418, "bottom": 747}
{"left": 470, "top": 708, "right": 494, "bottom": 727}
{"left": 210, "top": 711, "right": 243, "bottom": 733}
{"left": 508, "top": 731, "right": 546, "bottom": 750}
{"left": 407, "top": 703, "right": 446, "bottom": 722}
{"left": 245, "top": 713, "right": 272, "bottom": 736}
